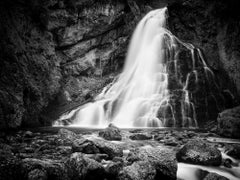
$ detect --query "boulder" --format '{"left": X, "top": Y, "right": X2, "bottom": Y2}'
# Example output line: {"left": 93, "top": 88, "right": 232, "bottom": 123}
{"left": 176, "top": 140, "right": 222, "bottom": 166}
{"left": 127, "top": 147, "right": 177, "bottom": 180}
{"left": 225, "top": 144, "right": 240, "bottom": 159}
{"left": 105, "top": 161, "right": 123, "bottom": 179}
{"left": 72, "top": 138, "right": 100, "bottom": 154}
{"left": 203, "top": 173, "right": 229, "bottom": 180}
{"left": 27, "top": 169, "right": 48, "bottom": 180}
{"left": 99, "top": 124, "right": 122, "bottom": 141}
{"left": 57, "top": 128, "right": 79, "bottom": 145}
{"left": 65, "top": 152, "right": 105, "bottom": 180}
{"left": 129, "top": 133, "right": 152, "bottom": 140}
{"left": 58, "top": 128, "right": 78, "bottom": 140}
{"left": 57, "top": 146, "right": 72, "bottom": 155}
{"left": 118, "top": 161, "right": 156, "bottom": 180}
{"left": 94, "top": 139, "right": 123, "bottom": 159}
{"left": 21, "top": 158, "right": 68, "bottom": 180}
{"left": 85, "top": 154, "right": 109, "bottom": 162}
{"left": 217, "top": 106, "right": 240, "bottom": 139}
{"left": 71, "top": 136, "right": 123, "bottom": 159}
{"left": 24, "top": 131, "right": 33, "bottom": 138}
{"left": 0, "top": 144, "right": 22, "bottom": 180}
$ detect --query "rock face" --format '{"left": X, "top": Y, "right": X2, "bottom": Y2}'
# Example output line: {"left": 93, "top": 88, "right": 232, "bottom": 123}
{"left": 167, "top": 0, "right": 240, "bottom": 127}
{"left": 0, "top": 0, "right": 139, "bottom": 129}
{"left": 0, "top": 1, "right": 61, "bottom": 128}
{"left": 176, "top": 140, "right": 222, "bottom": 166}
{"left": 217, "top": 106, "right": 240, "bottom": 138}
{"left": 0, "top": 0, "right": 240, "bottom": 128}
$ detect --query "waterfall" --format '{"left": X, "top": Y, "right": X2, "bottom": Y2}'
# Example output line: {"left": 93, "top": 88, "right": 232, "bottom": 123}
{"left": 54, "top": 7, "right": 220, "bottom": 128}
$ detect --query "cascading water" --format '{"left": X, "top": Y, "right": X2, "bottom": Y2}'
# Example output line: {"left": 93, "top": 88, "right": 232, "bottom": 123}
{"left": 54, "top": 7, "right": 228, "bottom": 128}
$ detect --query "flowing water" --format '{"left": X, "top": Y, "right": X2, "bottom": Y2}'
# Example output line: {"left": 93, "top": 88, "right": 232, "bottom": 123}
{"left": 54, "top": 7, "right": 221, "bottom": 128}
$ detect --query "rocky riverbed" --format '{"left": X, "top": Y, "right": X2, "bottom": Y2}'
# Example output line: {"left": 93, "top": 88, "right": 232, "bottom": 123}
{"left": 1, "top": 125, "right": 240, "bottom": 180}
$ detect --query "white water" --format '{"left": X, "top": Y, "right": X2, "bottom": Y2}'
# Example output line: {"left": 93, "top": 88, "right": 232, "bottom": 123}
{"left": 54, "top": 7, "right": 216, "bottom": 128}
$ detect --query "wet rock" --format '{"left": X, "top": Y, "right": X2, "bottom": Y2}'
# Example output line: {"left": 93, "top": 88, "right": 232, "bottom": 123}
{"left": 72, "top": 138, "right": 100, "bottom": 154}
{"left": 203, "top": 173, "right": 229, "bottom": 180}
{"left": 105, "top": 161, "right": 123, "bottom": 179}
{"left": 112, "top": 156, "right": 124, "bottom": 163}
{"left": 21, "top": 158, "right": 68, "bottom": 180}
{"left": 0, "top": 143, "right": 22, "bottom": 180}
{"left": 57, "top": 146, "right": 72, "bottom": 155}
{"left": 176, "top": 140, "right": 222, "bottom": 166}
{"left": 164, "top": 140, "right": 179, "bottom": 147}
{"left": 27, "top": 169, "right": 48, "bottom": 180}
{"left": 223, "top": 158, "right": 232, "bottom": 168}
{"left": 85, "top": 154, "right": 109, "bottom": 162}
{"left": 127, "top": 147, "right": 177, "bottom": 180}
{"left": 129, "top": 133, "right": 152, "bottom": 140}
{"left": 47, "top": 9, "right": 78, "bottom": 31}
{"left": 225, "top": 144, "right": 240, "bottom": 159}
{"left": 217, "top": 106, "right": 240, "bottom": 139}
{"left": 129, "top": 129, "right": 143, "bottom": 133}
{"left": 118, "top": 161, "right": 156, "bottom": 180}
{"left": 94, "top": 139, "right": 123, "bottom": 159}
{"left": 0, "top": 143, "right": 13, "bottom": 155}
{"left": 24, "top": 131, "right": 33, "bottom": 138}
{"left": 58, "top": 128, "right": 77, "bottom": 139}
{"left": 154, "top": 133, "right": 165, "bottom": 141}
{"left": 65, "top": 152, "right": 105, "bottom": 180}
{"left": 99, "top": 124, "right": 122, "bottom": 141}
{"left": 186, "top": 131, "right": 197, "bottom": 138}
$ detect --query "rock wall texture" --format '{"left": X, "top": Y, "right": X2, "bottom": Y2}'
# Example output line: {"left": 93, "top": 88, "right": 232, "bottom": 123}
{"left": 167, "top": 0, "right": 240, "bottom": 126}
{"left": 0, "top": 0, "right": 239, "bottom": 128}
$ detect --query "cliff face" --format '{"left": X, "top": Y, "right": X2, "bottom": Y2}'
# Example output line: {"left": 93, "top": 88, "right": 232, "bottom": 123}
{"left": 0, "top": 0, "right": 239, "bottom": 128}
{"left": 0, "top": 1, "right": 62, "bottom": 128}
{"left": 168, "top": 0, "right": 240, "bottom": 126}
{"left": 0, "top": 0, "right": 145, "bottom": 128}
{"left": 168, "top": 0, "right": 240, "bottom": 96}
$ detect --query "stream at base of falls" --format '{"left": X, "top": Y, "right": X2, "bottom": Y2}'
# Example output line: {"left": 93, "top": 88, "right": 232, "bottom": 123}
{"left": 11, "top": 127, "right": 240, "bottom": 180}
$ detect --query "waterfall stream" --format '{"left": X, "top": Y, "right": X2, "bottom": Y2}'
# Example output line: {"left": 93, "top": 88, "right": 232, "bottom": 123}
{"left": 54, "top": 7, "right": 220, "bottom": 128}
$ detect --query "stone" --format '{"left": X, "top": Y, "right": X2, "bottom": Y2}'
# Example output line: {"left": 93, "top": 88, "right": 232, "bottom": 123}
{"left": 126, "top": 147, "right": 177, "bottom": 180}
{"left": 21, "top": 158, "right": 68, "bottom": 180}
{"left": 129, "top": 133, "right": 152, "bottom": 140}
{"left": 99, "top": 123, "right": 122, "bottom": 141}
{"left": 58, "top": 128, "right": 78, "bottom": 142}
{"left": 223, "top": 159, "right": 232, "bottom": 168}
{"left": 163, "top": 140, "right": 179, "bottom": 147}
{"left": 0, "top": 143, "right": 22, "bottom": 180}
{"left": 176, "top": 140, "right": 222, "bottom": 166}
{"left": 65, "top": 152, "right": 105, "bottom": 180}
{"left": 72, "top": 138, "right": 100, "bottom": 154}
{"left": 225, "top": 144, "right": 240, "bottom": 159}
{"left": 118, "top": 161, "right": 156, "bottom": 180}
{"left": 24, "top": 131, "right": 33, "bottom": 138}
{"left": 57, "top": 146, "right": 72, "bottom": 154}
{"left": 105, "top": 161, "right": 123, "bottom": 179}
{"left": 203, "top": 173, "right": 229, "bottom": 180}
{"left": 93, "top": 139, "right": 124, "bottom": 159}
{"left": 85, "top": 154, "right": 109, "bottom": 162}
{"left": 27, "top": 169, "right": 48, "bottom": 180}
{"left": 217, "top": 106, "right": 240, "bottom": 139}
